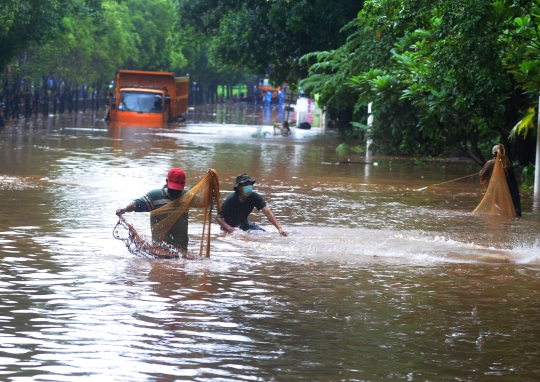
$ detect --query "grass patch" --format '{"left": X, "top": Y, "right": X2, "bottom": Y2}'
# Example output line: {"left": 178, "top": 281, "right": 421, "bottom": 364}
{"left": 336, "top": 143, "right": 366, "bottom": 153}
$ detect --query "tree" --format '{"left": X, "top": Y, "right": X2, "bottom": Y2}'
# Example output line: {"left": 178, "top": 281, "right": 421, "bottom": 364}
{"left": 350, "top": 0, "right": 512, "bottom": 163}
{"left": 1, "top": 0, "right": 194, "bottom": 116}
{"left": 501, "top": 1, "right": 540, "bottom": 147}
{"left": 121, "top": 0, "right": 186, "bottom": 71}
{"left": 302, "top": 0, "right": 539, "bottom": 164}
{"left": 3, "top": 0, "right": 191, "bottom": 89}
{"left": 176, "top": 0, "right": 364, "bottom": 85}
{"left": 300, "top": 21, "right": 396, "bottom": 132}
{"left": 0, "top": 0, "right": 104, "bottom": 69}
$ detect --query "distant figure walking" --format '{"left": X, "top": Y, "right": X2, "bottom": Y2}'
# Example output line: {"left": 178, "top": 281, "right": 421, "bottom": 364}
{"left": 278, "top": 90, "right": 284, "bottom": 107}
{"left": 264, "top": 91, "right": 272, "bottom": 107}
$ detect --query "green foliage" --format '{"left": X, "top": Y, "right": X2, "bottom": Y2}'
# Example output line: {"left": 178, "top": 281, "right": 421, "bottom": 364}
{"left": 336, "top": 143, "right": 350, "bottom": 152}
{"left": 351, "top": 145, "right": 366, "bottom": 153}
{"left": 357, "top": 0, "right": 511, "bottom": 163}
{"left": 177, "top": 0, "right": 364, "bottom": 86}
{"left": 500, "top": 0, "right": 540, "bottom": 143}
{"left": 521, "top": 163, "right": 535, "bottom": 189}
{"left": 348, "top": 122, "right": 370, "bottom": 140}
{"left": 509, "top": 107, "right": 535, "bottom": 140}
{"left": 336, "top": 143, "right": 366, "bottom": 153}
{"left": 0, "top": 0, "right": 105, "bottom": 69}
{"left": 300, "top": 22, "right": 396, "bottom": 129}
{"left": 501, "top": 1, "right": 540, "bottom": 97}
{"left": 302, "top": 0, "right": 539, "bottom": 165}
{"left": 4, "top": 0, "right": 129, "bottom": 87}
{"left": 1, "top": 0, "right": 196, "bottom": 96}
{"left": 121, "top": 0, "right": 182, "bottom": 71}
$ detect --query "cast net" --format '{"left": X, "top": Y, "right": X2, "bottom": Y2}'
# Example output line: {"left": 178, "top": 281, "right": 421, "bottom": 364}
{"left": 473, "top": 145, "right": 516, "bottom": 217}
{"left": 113, "top": 169, "right": 222, "bottom": 259}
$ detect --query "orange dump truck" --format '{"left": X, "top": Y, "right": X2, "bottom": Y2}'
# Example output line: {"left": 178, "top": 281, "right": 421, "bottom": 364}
{"left": 107, "top": 70, "right": 189, "bottom": 126}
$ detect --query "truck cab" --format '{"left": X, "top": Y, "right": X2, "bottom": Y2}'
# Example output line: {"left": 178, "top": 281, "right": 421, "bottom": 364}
{"left": 107, "top": 70, "right": 189, "bottom": 127}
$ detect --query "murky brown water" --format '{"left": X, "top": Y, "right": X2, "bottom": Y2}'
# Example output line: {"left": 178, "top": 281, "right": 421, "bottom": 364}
{"left": 0, "top": 105, "right": 539, "bottom": 381}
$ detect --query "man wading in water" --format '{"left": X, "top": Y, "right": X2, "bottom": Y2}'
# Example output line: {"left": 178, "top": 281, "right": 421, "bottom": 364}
{"left": 479, "top": 144, "right": 522, "bottom": 217}
{"left": 215, "top": 173, "right": 288, "bottom": 236}
{"left": 116, "top": 168, "right": 190, "bottom": 251}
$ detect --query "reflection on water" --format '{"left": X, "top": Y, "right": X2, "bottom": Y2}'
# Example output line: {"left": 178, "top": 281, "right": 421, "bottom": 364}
{"left": 0, "top": 106, "right": 539, "bottom": 381}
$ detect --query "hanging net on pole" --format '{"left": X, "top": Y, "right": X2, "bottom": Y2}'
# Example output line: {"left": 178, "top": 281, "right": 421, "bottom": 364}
{"left": 113, "top": 169, "right": 222, "bottom": 259}
{"left": 473, "top": 145, "right": 517, "bottom": 217}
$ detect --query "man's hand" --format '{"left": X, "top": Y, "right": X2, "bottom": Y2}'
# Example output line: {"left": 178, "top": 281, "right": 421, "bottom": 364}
{"left": 216, "top": 213, "right": 235, "bottom": 233}
{"left": 261, "top": 207, "right": 288, "bottom": 237}
{"left": 116, "top": 202, "right": 135, "bottom": 216}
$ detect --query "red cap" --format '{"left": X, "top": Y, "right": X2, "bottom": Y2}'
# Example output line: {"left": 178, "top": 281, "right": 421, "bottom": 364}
{"left": 167, "top": 168, "right": 186, "bottom": 190}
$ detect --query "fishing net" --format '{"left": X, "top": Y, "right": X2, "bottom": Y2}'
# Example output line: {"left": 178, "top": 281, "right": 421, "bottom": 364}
{"left": 113, "top": 169, "right": 222, "bottom": 259}
{"left": 473, "top": 145, "right": 516, "bottom": 217}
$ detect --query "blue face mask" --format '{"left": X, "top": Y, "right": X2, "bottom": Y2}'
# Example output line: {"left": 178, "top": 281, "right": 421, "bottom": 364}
{"left": 242, "top": 185, "right": 253, "bottom": 197}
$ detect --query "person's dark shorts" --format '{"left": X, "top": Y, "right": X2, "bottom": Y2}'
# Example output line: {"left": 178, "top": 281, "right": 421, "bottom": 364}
{"left": 221, "top": 221, "right": 265, "bottom": 232}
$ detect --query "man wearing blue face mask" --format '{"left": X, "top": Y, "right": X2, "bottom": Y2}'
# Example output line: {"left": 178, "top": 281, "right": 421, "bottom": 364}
{"left": 215, "top": 173, "right": 288, "bottom": 236}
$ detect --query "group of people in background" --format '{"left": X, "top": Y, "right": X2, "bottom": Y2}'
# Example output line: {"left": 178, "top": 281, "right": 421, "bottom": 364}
{"left": 217, "top": 89, "right": 281, "bottom": 106}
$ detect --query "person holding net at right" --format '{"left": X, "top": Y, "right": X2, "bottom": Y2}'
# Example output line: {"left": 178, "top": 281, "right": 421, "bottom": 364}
{"left": 477, "top": 144, "right": 521, "bottom": 217}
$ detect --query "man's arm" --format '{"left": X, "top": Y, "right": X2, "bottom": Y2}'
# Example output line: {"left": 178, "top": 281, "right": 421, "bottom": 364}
{"left": 116, "top": 201, "right": 136, "bottom": 216}
{"left": 215, "top": 213, "right": 235, "bottom": 233}
{"left": 261, "top": 206, "right": 288, "bottom": 237}
{"left": 479, "top": 160, "right": 494, "bottom": 188}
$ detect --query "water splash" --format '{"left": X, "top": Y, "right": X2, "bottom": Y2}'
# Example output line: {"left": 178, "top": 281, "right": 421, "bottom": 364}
{"left": 212, "top": 227, "right": 515, "bottom": 264}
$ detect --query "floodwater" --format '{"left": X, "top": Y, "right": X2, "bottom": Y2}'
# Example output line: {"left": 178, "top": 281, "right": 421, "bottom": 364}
{"left": 0, "top": 104, "right": 539, "bottom": 381}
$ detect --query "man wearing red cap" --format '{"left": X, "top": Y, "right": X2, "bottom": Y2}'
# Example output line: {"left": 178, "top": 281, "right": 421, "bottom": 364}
{"left": 116, "top": 168, "right": 189, "bottom": 250}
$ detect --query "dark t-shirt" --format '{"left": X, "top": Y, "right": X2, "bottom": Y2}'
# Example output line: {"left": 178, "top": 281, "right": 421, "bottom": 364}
{"left": 133, "top": 185, "right": 187, "bottom": 212}
{"left": 218, "top": 191, "right": 266, "bottom": 227}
